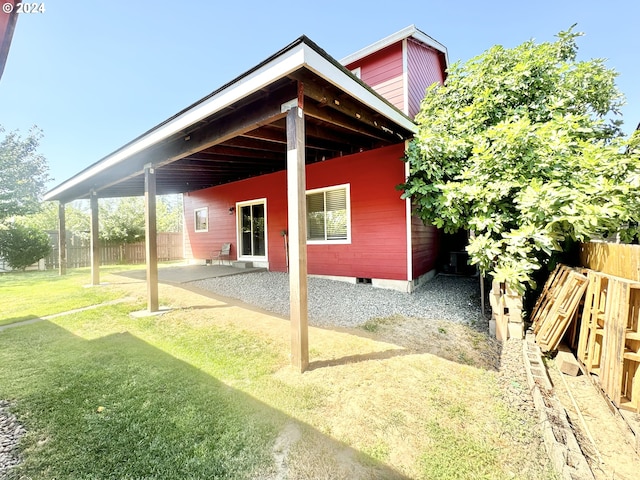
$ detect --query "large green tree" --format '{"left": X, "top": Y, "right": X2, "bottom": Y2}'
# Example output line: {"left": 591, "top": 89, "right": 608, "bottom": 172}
{"left": 99, "top": 195, "right": 183, "bottom": 244}
{"left": 0, "top": 126, "right": 50, "bottom": 222}
{"left": 17, "top": 201, "right": 90, "bottom": 235}
{"left": 402, "top": 28, "right": 640, "bottom": 292}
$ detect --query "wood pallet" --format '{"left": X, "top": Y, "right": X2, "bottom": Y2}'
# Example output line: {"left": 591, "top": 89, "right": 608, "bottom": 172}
{"left": 530, "top": 264, "right": 565, "bottom": 333}
{"left": 570, "top": 270, "right": 640, "bottom": 413}
{"left": 577, "top": 271, "right": 609, "bottom": 374}
{"left": 533, "top": 265, "right": 589, "bottom": 353}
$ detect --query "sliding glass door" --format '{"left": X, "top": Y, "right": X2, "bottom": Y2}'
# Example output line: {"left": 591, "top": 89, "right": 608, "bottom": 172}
{"left": 238, "top": 200, "right": 266, "bottom": 259}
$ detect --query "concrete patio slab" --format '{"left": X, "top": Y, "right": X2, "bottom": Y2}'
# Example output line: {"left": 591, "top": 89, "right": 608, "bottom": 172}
{"left": 115, "top": 264, "right": 266, "bottom": 284}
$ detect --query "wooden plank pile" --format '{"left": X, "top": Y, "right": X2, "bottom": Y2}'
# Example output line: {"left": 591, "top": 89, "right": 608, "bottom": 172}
{"left": 531, "top": 265, "right": 589, "bottom": 352}
{"left": 532, "top": 265, "right": 640, "bottom": 413}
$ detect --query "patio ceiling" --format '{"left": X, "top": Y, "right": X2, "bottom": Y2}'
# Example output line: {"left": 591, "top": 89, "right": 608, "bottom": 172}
{"left": 44, "top": 36, "right": 416, "bottom": 204}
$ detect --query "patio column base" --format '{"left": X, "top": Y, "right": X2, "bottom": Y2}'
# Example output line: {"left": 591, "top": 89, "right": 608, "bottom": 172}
{"left": 130, "top": 307, "right": 172, "bottom": 318}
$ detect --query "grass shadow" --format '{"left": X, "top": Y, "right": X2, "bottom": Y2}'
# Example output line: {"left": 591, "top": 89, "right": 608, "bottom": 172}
{"left": 0, "top": 320, "right": 410, "bottom": 480}
{"left": 175, "top": 278, "right": 501, "bottom": 372}
{"left": 307, "top": 348, "right": 410, "bottom": 371}
{"left": 0, "top": 315, "right": 39, "bottom": 328}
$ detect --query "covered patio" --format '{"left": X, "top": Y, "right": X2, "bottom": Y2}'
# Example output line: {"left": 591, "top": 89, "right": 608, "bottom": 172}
{"left": 116, "top": 263, "right": 266, "bottom": 285}
{"left": 43, "top": 36, "right": 416, "bottom": 372}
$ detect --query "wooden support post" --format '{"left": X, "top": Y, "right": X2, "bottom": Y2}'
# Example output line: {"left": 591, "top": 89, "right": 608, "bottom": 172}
{"left": 286, "top": 106, "right": 309, "bottom": 373}
{"left": 144, "top": 164, "right": 159, "bottom": 313}
{"left": 480, "top": 274, "right": 485, "bottom": 315}
{"left": 58, "top": 202, "right": 67, "bottom": 275}
{"left": 89, "top": 190, "right": 100, "bottom": 285}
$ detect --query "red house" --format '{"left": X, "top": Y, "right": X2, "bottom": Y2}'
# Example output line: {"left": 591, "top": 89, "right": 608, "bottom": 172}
{"left": 44, "top": 25, "right": 448, "bottom": 369}
{"left": 183, "top": 25, "right": 448, "bottom": 292}
{"left": 45, "top": 25, "right": 448, "bottom": 293}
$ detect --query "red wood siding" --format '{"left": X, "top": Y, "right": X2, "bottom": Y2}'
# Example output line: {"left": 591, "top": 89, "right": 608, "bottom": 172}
{"left": 346, "top": 43, "right": 404, "bottom": 112}
{"left": 411, "top": 215, "right": 439, "bottom": 278}
{"left": 407, "top": 38, "right": 446, "bottom": 119}
{"left": 184, "top": 172, "right": 288, "bottom": 270}
{"left": 183, "top": 143, "right": 409, "bottom": 280}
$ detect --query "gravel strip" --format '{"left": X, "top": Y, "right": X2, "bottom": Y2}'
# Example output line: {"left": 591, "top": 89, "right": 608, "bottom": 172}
{"left": 191, "top": 272, "right": 485, "bottom": 328}
{"left": 0, "top": 401, "right": 25, "bottom": 477}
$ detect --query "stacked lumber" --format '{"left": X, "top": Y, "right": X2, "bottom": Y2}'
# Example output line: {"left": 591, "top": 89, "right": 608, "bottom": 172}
{"left": 576, "top": 270, "right": 640, "bottom": 413}
{"left": 531, "top": 265, "right": 589, "bottom": 353}
{"left": 533, "top": 265, "right": 640, "bottom": 413}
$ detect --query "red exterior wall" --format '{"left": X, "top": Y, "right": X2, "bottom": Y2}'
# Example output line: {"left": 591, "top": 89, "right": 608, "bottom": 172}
{"left": 345, "top": 38, "right": 446, "bottom": 119}
{"left": 406, "top": 38, "right": 446, "bottom": 119}
{"left": 346, "top": 43, "right": 404, "bottom": 112}
{"left": 411, "top": 215, "right": 439, "bottom": 278}
{"left": 183, "top": 143, "right": 410, "bottom": 280}
{"left": 184, "top": 172, "right": 289, "bottom": 271}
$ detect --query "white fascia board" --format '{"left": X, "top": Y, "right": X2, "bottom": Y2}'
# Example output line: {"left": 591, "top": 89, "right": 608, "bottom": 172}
{"left": 45, "top": 46, "right": 308, "bottom": 201}
{"left": 302, "top": 44, "right": 417, "bottom": 134}
{"left": 411, "top": 29, "right": 449, "bottom": 67}
{"left": 340, "top": 24, "right": 448, "bottom": 67}
{"left": 45, "top": 39, "right": 417, "bottom": 202}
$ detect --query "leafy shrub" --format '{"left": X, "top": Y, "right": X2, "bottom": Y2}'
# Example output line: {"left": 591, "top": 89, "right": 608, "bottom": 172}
{"left": 0, "top": 223, "right": 52, "bottom": 270}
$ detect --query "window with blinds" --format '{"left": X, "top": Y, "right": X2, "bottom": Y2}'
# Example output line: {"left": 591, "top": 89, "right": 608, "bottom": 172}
{"left": 306, "top": 184, "right": 350, "bottom": 243}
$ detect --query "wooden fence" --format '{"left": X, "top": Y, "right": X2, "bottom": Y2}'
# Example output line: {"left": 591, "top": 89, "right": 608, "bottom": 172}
{"left": 576, "top": 242, "right": 640, "bottom": 413}
{"left": 45, "top": 231, "right": 184, "bottom": 269}
{"left": 579, "top": 242, "right": 640, "bottom": 282}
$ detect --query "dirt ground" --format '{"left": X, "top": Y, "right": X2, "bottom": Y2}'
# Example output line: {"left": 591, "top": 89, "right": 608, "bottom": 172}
{"left": 117, "top": 277, "right": 557, "bottom": 479}
{"left": 547, "top": 359, "right": 640, "bottom": 480}
{"left": 369, "top": 312, "right": 640, "bottom": 480}
{"left": 42, "top": 270, "right": 640, "bottom": 479}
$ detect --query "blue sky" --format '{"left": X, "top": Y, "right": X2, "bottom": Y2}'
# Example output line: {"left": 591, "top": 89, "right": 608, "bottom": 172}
{"left": 1, "top": 1, "right": 638, "bottom": 191}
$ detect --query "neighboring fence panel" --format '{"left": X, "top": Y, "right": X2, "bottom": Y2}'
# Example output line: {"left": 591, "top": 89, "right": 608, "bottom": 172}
{"left": 45, "top": 231, "right": 184, "bottom": 269}
{"left": 579, "top": 242, "right": 640, "bottom": 282}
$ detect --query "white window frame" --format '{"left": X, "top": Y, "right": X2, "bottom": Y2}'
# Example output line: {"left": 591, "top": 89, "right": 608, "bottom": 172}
{"left": 236, "top": 198, "right": 268, "bottom": 261}
{"left": 306, "top": 183, "right": 351, "bottom": 245}
{"left": 194, "top": 207, "right": 208, "bottom": 233}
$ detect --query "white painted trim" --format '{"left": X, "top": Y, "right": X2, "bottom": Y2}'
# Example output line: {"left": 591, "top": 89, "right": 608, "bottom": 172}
{"left": 404, "top": 140, "right": 413, "bottom": 282}
{"left": 402, "top": 38, "right": 409, "bottom": 117}
{"left": 45, "top": 39, "right": 416, "bottom": 202}
{"left": 304, "top": 45, "right": 416, "bottom": 134}
{"left": 305, "top": 183, "right": 351, "bottom": 244}
{"left": 340, "top": 25, "right": 448, "bottom": 68}
{"left": 194, "top": 207, "right": 208, "bottom": 232}
{"left": 236, "top": 198, "right": 268, "bottom": 262}
{"left": 44, "top": 46, "right": 306, "bottom": 201}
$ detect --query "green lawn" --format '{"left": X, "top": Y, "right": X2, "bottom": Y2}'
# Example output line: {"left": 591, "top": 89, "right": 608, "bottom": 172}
{"left": 0, "top": 268, "right": 558, "bottom": 479}
{"left": 0, "top": 266, "right": 137, "bottom": 326}
{"left": 0, "top": 305, "right": 280, "bottom": 479}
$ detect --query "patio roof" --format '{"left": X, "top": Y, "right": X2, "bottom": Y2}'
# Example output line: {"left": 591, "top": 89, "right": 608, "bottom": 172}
{"left": 44, "top": 35, "right": 416, "bottom": 204}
